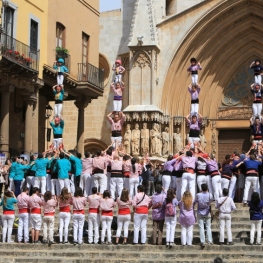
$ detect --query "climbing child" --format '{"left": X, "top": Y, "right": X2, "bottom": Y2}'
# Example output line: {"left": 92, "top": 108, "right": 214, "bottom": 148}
{"left": 112, "top": 60, "right": 125, "bottom": 83}
{"left": 52, "top": 85, "right": 64, "bottom": 117}
{"left": 53, "top": 58, "right": 68, "bottom": 86}
{"left": 188, "top": 83, "right": 201, "bottom": 117}
{"left": 250, "top": 60, "right": 263, "bottom": 85}
{"left": 110, "top": 81, "right": 124, "bottom": 112}
{"left": 187, "top": 58, "right": 202, "bottom": 85}
{"left": 251, "top": 83, "right": 263, "bottom": 120}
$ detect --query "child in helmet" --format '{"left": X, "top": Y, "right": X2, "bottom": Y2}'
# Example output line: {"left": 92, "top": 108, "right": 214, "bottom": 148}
{"left": 53, "top": 58, "right": 68, "bottom": 86}
{"left": 187, "top": 58, "right": 202, "bottom": 85}
{"left": 112, "top": 60, "right": 125, "bottom": 83}
{"left": 250, "top": 59, "right": 263, "bottom": 85}
{"left": 52, "top": 84, "right": 64, "bottom": 117}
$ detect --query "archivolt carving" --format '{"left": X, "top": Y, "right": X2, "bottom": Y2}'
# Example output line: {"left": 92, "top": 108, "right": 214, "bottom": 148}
{"left": 133, "top": 53, "right": 151, "bottom": 68}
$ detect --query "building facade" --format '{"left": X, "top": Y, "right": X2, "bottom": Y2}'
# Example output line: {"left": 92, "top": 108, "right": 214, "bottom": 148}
{"left": 83, "top": 0, "right": 260, "bottom": 160}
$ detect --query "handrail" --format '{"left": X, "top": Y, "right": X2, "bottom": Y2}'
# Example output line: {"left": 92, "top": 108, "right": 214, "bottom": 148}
{"left": 0, "top": 32, "right": 39, "bottom": 72}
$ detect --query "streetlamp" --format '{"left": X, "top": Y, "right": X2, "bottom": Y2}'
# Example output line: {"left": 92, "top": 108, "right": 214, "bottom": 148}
{"left": 45, "top": 104, "right": 53, "bottom": 118}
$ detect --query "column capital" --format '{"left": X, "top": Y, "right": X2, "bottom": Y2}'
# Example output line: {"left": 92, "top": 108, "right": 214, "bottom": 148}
{"left": 74, "top": 99, "right": 90, "bottom": 109}
{"left": 23, "top": 93, "right": 38, "bottom": 105}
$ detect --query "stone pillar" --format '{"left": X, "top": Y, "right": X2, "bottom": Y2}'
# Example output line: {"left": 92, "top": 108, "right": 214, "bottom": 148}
{"left": 24, "top": 94, "right": 37, "bottom": 154}
{"left": 75, "top": 100, "right": 89, "bottom": 156}
{"left": 32, "top": 86, "right": 41, "bottom": 153}
{"left": 0, "top": 85, "right": 14, "bottom": 156}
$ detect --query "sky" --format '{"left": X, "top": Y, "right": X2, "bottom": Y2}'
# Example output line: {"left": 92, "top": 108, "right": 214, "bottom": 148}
{"left": 100, "top": 0, "right": 121, "bottom": 12}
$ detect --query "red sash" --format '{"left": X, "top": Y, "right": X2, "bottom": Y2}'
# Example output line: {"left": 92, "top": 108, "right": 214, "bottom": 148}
{"left": 73, "top": 209, "right": 84, "bottom": 214}
{"left": 3, "top": 210, "right": 15, "bottom": 215}
{"left": 31, "top": 208, "right": 41, "bottom": 214}
{"left": 44, "top": 212, "right": 55, "bottom": 216}
{"left": 19, "top": 208, "right": 30, "bottom": 214}
{"left": 101, "top": 210, "right": 113, "bottom": 216}
{"left": 89, "top": 208, "right": 99, "bottom": 214}
{"left": 118, "top": 208, "right": 130, "bottom": 215}
{"left": 60, "top": 206, "right": 70, "bottom": 212}
{"left": 135, "top": 206, "right": 148, "bottom": 214}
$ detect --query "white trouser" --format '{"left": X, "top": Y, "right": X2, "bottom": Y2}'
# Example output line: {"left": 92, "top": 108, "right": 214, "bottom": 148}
{"left": 59, "top": 212, "right": 71, "bottom": 242}
{"left": 221, "top": 178, "right": 230, "bottom": 191}
{"left": 252, "top": 103, "right": 262, "bottom": 118}
{"left": 123, "top": 177, "right": 129, "bottom": 190}
{"left": 176, "top": 177, "right": 182, "bottom": 200}
{"left": 110, "top": 177, "right": 124, "bottom": 198}
{"left": 46, "top": 174, "right": 51, "bottom": 191}
{"left": 181, "top": 224, "right": 193, "bottom": 245}
{"left": 54, "top": 103, "right": 63, "bottom": 117}
{"left": 111, "top": 136, "right": 122, "bottom": 149}
{"left": 250, "top": 220, "right": 262, "bottom": 244}
{"left": 116, "top": 214, "right": 131, "bottom": 238}
{"left": 129, "top": 177, "right": 139, "bottom": 199}
{"left": 43, "top": 216, "right": 55, "bottom": 242}
{"left": 191, "top": 74, "right": 198, "bottom": 85}
{"left": 53, "top": 138, "right": 63, "bottom": 150}
{"left": 165, "top": 216, "right": 177, "bottom": 243}
{"left": 18, "top": 213, "right": 29, "bottom": 242}
{"left": 207, "top": 175, "right": 213, "bottom": 195}
{"left": 51, "top": 179, "right": 60, "bottom": 196}
{"left": 211, "top": 175, "right": 221, "bottom": 200}
{"left": 30, "top": 214, "right": 42, "bottom": 230}
{"left": 229, "top": 175, "right": 237, "bottom": 199}
{"left": 170, "top": 176, "right": 177, "bottom": 191}
{"left": 181, "top": 172, "right": 196, "bottom": 198}
{"left": 2, "top": 214, "right": 15, "bottom": 243}
{"left": 188, "top": 137, "right": 200, "bottom": 148}
{"left": 57, "top": 74, "right": 64, "bottom": 85}
{"left": 113, "top": 100, "right": 122, "bottom": 112}
{"left": 219, "top": 213, "right": 232, "bottom": 242}
{"left": 88, "top": 213, "right": 100, "bottom": 244}
{"left": 101, "top": 215, "right": 113, "bottom": 243}
{"left": 255, "top": 75, "right": 262, "bottom": 85}
{"left": 243, "top": 176, "right": 259, "bottom": 202}
{"left": 162, "top": 175, "right": 171, "bottom": 192}
{"left": 58, "top": 178, "right": 71, "bottom": 193}
{"left": 197, "top": 175, "right": 208, "bottom": 192}
{"left": 80, "top": 173, "right": 92, "bottom": 197}
{"left": 26, "top": 176, "right": 35, "bottom": 190}
{"left": 190, "top": 103, "right": 199, "bottom": 117}
{"left": 114, "top": 74, "right": 122, "bottom": 83}
{"left": 73, "top": 214, "right": 85, "bottom": 244}
{"left": 34, "top": 176, "right": 46, "bottom": 195}
{"left": 133, "top": 213, "right": 148, "bottom": 244}
{"left": 93, "top": 173, "right": 107, "bottom": 194}
{"left": 70, "top": 174, "right": 75, "bottom": 195}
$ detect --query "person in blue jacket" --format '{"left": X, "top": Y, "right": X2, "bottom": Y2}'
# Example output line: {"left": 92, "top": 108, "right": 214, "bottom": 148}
{"left": 55, "top": 152, "right": 71, "bottom": 193}
{"left": 64, "top": 151, "right": 82, "bottom": 188}
{"left": 53, "top": 58, "right": 68, "bottom": 86}
{"left": 9, "top": 157, "right": 18, "bottom": 192}
{"left": 34, "top": 153, "right": 50, "bottom": 195}
{"left": 248, "top": 192, "right": 263, "bottom": 245}
{"left": 52, "top": 84, "right": 64, "bottom": 118}
{"left": 50, "top": 116, "right": 64, "bottom": 150}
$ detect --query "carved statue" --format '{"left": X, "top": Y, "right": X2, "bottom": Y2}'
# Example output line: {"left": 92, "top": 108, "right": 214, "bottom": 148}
{"left": 131, "top": 123, "right": 140, "bottom": 155}
{"left": 173, "top": 128, "right": 183, "bottom": 153}
{"left": 199, "top": 130, "right": 207, "bottom": 151}
{"left": 141, "top": 123, "right": 149, "bottom": 155}
{"left": 162, "top": 127, "right": 170, "bottom": 156}
{"left": 123, "top": 124, "right": 132, "bottom": 154}
{"left": 156, "top": 124, "right": 162, "bottom": 156}
{"left": 150, "top": 123, "right": 158, "bottom": 156}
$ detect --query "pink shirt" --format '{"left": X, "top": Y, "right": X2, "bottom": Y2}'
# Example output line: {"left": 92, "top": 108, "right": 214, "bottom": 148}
{"left": 100, "top": 198, "right": 116, "bottom": 211}
{"left": 110, "top": 160, "right": 123, "bottom": 171}
{"left": 181, "top": 156, "right": 197, "bottom": 169}
{"left": 132, "top": 192, "right": 152, "bottom": 208}
{"left": 92, "top": 157, "right": 107, "bottom": 172}
{"left": 58, "top": 196, "right": 72, "bottom": 208}
{"left": 129, "top": 163, "right": 141, "bottom": 178}
{"left": 123, "top": 161, "right": 131, "bottom": 172}
{"left": 87, "top": 194, "right": 101, "bottom": 209}
{"left": 108, "top": 116, "right": 125, "bottom": 131}
{"left": 17, "top": 192, "right": 30, "bottom": 210}
{"left": 72, "top": 197, "right": 86, "bottom": 211}
{"left": 82, "top": 158, "right": 93, "bottom": 175}
{"left": 111, "top": 83, "right": 124, "bottom": 96}
{"left": 117, "top": 197, "right": 132, "bottom": 209}
{"left": 28, "top": 194, "right": 43, "bottom": 209}
{"left": 43, "top": 199, "right": 57, "bottom": 214}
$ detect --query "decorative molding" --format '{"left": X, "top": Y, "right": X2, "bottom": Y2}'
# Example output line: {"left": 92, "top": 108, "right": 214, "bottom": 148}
{"left": 133, "top": 53, "right": 151, "bottom": 68}
{"left": 211, "top": 121, "right": 217, "bottom": 156}
{"left": 174, "top": 116, "right": 183, "bottom": 126}
{"left": 124, "top": 111, "right": 170, "bottom": 124}
{"left": 201, "top": 117, "right": 208, "bottom": 127}
{"left": 218, "top": 106, "right": 252, "bottom": 119}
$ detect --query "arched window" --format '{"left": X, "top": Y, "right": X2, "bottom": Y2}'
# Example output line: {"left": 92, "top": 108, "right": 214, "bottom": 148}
{"left": 56, "top": 22, "right": 65, "bottom": 48}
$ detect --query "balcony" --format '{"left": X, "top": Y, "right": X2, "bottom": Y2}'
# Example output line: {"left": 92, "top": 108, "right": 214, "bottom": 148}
{"left": 0, "top": 32, "right": 39, "bottom": 73}
{"left": 77, "top": 63, "right": 104, "bottom": 90}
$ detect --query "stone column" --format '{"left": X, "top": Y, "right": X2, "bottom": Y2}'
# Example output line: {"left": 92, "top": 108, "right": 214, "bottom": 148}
{"left": 75, "top": 99, "right": 89, "bottom": 156}
{"left": 0, "top": 85, "right": 14, "bottom": 156}
{"left": 32, "top": 86, "right": 41, "bottom": 153}
{"left": 24, "top": 94, "right": 37, "bottom": 154}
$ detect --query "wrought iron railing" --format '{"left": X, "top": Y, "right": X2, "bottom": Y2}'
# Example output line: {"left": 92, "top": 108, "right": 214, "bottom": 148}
{"left": 0, "top": 32, "right": 39, "bottom": 72}
{"left": 55, "top": 50, "right": 70, "bottom": 73}
{"left": 78, "top": 63, "right": 104, "bottom": 90}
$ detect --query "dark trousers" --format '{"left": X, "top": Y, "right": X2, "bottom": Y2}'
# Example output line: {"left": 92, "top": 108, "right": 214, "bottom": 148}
{"left": 74, "top": 175, "right": 80, "bottom": 188}
{"left": 142, "top": 180, "right": 149, "bottom": 194}
{"left": 148, "top": 181, "right": 155, "bottom": 196}
{"left": 152, "top": 219, "right": 164, "bottom": 245}
{"left": 14, "top": 180, "right": 22, "bottom": 197}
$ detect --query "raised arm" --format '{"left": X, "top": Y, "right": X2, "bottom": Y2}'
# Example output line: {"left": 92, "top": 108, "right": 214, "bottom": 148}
{"left": 250, "top": 61, "right": 255, "bottom": 68}
{"left": 197, "top": 62, "right": 202, "bottom": 70}
{"left": 185, "top": 114, "right": 190, "bottom": 123}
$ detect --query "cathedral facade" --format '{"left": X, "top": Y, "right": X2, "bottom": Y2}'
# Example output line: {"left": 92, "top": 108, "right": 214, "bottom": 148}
{"left": 83, "top": 0, "right": 261, "bottom": 161}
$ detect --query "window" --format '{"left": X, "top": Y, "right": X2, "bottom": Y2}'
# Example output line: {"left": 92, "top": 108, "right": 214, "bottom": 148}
{"left": 56, "top": 23, "right": 65, "bottom": 48}
{"left": 82, "top": 33, "right": 89, "bottom": 64}
{"left": 30, "top": 20, "right": 38, "bottom": 51}
{"left": 4, "top": 7, "right": 14, "bottom": 37}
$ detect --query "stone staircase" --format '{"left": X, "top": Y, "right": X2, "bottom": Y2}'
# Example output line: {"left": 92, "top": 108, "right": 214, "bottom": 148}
{"left": 0, "top": 203, "right": 262, "bottom": 263}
